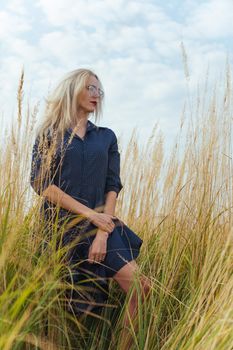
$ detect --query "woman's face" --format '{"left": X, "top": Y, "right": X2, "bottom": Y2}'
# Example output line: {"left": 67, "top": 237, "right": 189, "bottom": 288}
{"left": 77, "top": 75, "right": 102, "bottom": 114}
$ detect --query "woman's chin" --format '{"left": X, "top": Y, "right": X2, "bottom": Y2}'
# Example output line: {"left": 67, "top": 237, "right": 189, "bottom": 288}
{"left": 88, "top": 107, "right": 96, "bottom": 113}
{"left": 83, "top": 105, "right": 95, "bottom": 113}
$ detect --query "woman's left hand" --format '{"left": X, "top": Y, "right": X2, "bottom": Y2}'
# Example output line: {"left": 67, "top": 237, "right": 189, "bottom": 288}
{"left": 88, "top": 229, "right": 109, "bottom": 263}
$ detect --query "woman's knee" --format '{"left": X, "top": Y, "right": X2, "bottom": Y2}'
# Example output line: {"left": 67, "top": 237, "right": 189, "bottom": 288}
{"left": 113, "top": 261, "right": 152, "bottom": 297}
{"left": 113, "top": 260, "right": 139, "bottom": 293}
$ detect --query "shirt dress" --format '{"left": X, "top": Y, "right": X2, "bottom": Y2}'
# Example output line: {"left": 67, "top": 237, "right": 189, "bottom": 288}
{"left": 30, "top": 119, "right": 143, "bottom": 316}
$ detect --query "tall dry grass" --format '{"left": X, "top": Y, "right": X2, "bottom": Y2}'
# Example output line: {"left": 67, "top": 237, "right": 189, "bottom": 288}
{"left": 0, "top": 66, "right": 232, "bottom": 349}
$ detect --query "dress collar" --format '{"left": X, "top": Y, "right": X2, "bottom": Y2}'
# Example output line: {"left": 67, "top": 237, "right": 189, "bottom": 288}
{"left": 66, "top": 120, "right": 98, "bottom": 137}
{"left": 86, "top": 120, "right": 98, "bottom": 131}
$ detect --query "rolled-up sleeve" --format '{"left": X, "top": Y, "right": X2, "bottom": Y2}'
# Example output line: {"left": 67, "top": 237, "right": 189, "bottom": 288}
{"left": 104, "top": 130, "right": 123, "bottom": 198}
{"left": 30, "top": 133, "right": 59, "bottom": 195}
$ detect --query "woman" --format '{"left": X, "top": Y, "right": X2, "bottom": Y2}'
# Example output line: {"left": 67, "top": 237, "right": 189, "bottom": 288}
{"left": 30, "top": 68, "right": 151, "bottom": 345}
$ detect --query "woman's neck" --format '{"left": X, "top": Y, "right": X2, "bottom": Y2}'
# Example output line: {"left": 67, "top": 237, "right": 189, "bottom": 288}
{"left": 74, "top": 105, "right": 90, "bottom": 126}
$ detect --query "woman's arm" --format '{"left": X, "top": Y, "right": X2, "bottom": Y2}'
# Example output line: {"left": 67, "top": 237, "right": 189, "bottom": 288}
{"left": 93, "top": 191, "right": 117, "bottom": 239}
{"left": 42, "top": 184, "right": 95, "bottom": 218}
{"left": 103, "top": 191, "right": 117, "bottom": 216}
{"left": 88, "top": 191, "right": 117, "bottom": 263}
{"left": 104, "top": 130, "right": 123, "bottom": 198}
{"left": 96, "top": 129, "right": 123, "bottom": 237}
{"left": 42, "top": 185, "right": 116, "bottom": 233}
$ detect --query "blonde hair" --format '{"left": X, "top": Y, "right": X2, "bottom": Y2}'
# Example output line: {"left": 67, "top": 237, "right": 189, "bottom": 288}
{"left": 36, "top": 68, "right": 104, "bottom": 142}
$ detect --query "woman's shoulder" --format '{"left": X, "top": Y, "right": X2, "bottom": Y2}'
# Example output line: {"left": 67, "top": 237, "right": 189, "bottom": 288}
{"left": 96, "top": 125, "right": 117, "bottom": 138}
{"left": 96, "top": 127, "right": 119, "bottom": 146}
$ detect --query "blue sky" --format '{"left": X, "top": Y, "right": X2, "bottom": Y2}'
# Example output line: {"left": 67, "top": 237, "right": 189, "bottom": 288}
{"left": 0, "top": 0, "right": 232, "bottom": 151}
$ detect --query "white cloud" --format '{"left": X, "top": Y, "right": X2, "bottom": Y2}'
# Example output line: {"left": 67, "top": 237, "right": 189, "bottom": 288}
{"left": 185, "top": 0, "right": 233, "bottom": 39}
{"left": 36, "top": 0, "right": 123, "bottom": 28}
{"left": 6, "top": 0, "right": 28, "bottom": 16}
{"left": 6, "top": 37, "right": 40, "bottom": 60}
{"left": 0, "top": 10, "right": 31, "bottom": 39}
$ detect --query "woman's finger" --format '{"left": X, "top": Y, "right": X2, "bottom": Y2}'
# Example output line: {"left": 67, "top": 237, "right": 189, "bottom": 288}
{"left": 88, "top": 250, "right": 95, "bottom": 263}
{"left": 103, "top": 224, "right": 113, "bottom": 233}
{"left": 94, "top": 254, "right": 104, "bottom": 262}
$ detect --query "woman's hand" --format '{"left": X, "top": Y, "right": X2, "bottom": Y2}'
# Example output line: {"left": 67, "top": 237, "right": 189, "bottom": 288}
{"left": 88, "top": 229, "right": 109, "bottom": 263}
{"left": 88, "top": 212, "right": 116, "bottom": 233}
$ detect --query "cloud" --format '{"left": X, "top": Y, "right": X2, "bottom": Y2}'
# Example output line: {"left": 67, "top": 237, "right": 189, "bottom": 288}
{"left": 0, "top": 10, "right": 31, "bottom": 39}
{"left": 36, "top": 0, "right": 124, "bottom": 27}
{"left": 185, "top": 0, "right": 233, "bottom": 39}
{"left": 5, "top": 0, "right": 28, "bottom": 16}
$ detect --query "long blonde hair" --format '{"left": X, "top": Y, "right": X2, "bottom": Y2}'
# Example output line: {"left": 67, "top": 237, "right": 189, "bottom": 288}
{"left": 36, "top": 68, "right": 104, "bottom": 142}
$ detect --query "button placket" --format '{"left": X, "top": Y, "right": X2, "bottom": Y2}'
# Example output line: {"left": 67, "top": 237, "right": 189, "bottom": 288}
{"left": 82, "top": 140, "right": 85, "bottom": 184}
{"left": 80, "top": 139, "right": 85, "bottom": 198}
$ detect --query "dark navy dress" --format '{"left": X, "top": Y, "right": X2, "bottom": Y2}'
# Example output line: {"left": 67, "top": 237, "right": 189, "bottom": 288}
{"left": 30, "top": 120, "right": 143, "bottom": 316}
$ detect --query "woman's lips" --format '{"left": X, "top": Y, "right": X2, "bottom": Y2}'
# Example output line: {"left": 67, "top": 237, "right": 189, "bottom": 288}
{"left": 90, "top": 101, "right": 97, "bottom": 106}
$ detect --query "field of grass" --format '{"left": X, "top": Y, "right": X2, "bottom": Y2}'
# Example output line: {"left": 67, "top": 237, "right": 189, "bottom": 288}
{"left": 0, "top": 69, "right": 232, "bottom": 349}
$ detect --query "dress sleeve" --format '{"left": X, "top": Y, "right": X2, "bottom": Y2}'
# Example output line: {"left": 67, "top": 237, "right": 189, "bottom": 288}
{"left": 30, "top": 132, "right": 60, "bottom": 195}
{"left": 104, "top": 130, "right": 123, "bottom": 198}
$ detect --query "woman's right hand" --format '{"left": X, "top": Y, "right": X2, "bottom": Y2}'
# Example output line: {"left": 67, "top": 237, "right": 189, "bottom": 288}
{"left": 88, "top": 212, "right": 116, "bottom": 233}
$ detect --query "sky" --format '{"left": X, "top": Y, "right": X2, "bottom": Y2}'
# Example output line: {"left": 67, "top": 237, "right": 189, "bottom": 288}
{"left": 0, "top": 0, "right": 232, "bottom": 152}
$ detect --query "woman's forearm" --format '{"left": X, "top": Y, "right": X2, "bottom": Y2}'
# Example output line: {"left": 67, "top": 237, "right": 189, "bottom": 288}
{"left": 42, "top": 184, "right": 95, "bottom": 219}
{"left": 95, "top": 191, "right": 117, "bottom": 238}
{"left": 103, "top": 191, "right": 117, "bottom": 216}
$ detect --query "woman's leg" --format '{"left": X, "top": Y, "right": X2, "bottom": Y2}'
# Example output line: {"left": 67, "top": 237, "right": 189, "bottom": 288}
{"left": 112, "top": 260, "right": 152, "bottom": 349}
